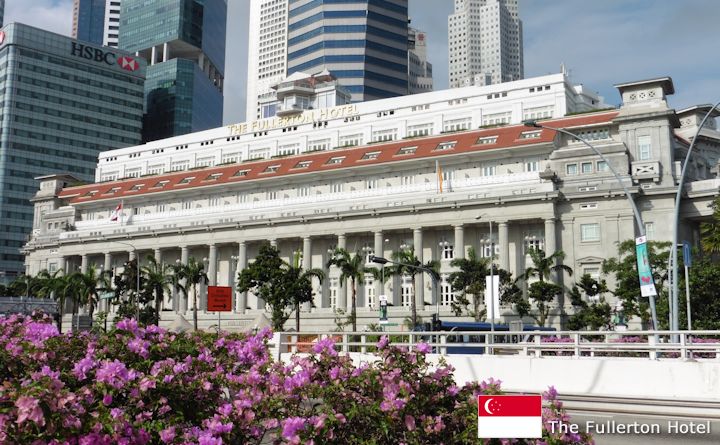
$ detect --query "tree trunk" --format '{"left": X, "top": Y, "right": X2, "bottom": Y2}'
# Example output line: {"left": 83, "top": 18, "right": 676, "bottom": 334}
{"left": 351, "top": 277, "right": 357, "bottom": 332}
{"left": 71, "top": 299, "right": 78, "bottom": 332}
{"left": 155, "top": 285, "right": 162, "bottom": 325}
{"left": 56, "top": 298, "right": 64, "bottom": 334}
{"left": 295, "top": 302, "right": 300, "bottom": 332}
{"left": 474, "top": 293, "right": 481, "bottom": 322}
{"left": 411, "top": 278, "right": 417, "bottom": 330}
{"left": 193, "top": 286, "right": 198, "bottom": 331}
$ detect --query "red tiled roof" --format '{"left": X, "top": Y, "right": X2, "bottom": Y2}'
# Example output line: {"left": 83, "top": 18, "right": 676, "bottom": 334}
{"left": 59, "top": 111, "right": 619, "bottom": 204}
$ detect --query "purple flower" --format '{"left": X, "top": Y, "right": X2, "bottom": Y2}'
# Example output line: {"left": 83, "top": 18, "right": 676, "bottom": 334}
{"left": 415, "top": 342, "right": 431, "bottom": 354}
{"left": 404, "top": 415, "right": 416, "bottom": 431}
{"left": 96, "top": 359, "right": 132, "bottom": 389}
{"left": 159, "top": 427, "right": 175, "bottom": 443}
{"left": 312, "top": 337, "right": 338, "bottom": 356}
{"left": 281, "top": 417, "right": 306, "bottom": 444}
{"left": 73, "top": 357, "right": 97, "bottom": 380}
{"left": 15, "top": 396, "right": 44, "bottom": 426}
{"left": 102, "top": 393, "right": 113, "bottom": 406}
{"left": 377, "top": 335, "right": 390, "bottom": 349}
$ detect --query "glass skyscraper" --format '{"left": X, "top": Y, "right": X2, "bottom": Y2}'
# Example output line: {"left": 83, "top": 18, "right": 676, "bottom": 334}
{"left": 72, "top": 0, "right": 107, "bottom": 45}
{"left": 119, "top": 0, "right": 226, "bottom": 142}
{"left": 286, "top": 0, "right": 409, "bottom": 102}
{"left": 0, "top": 23, "right": 145, "bottom": 281}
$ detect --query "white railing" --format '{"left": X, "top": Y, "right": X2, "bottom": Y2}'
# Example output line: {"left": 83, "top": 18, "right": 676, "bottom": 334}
{"left": 70, "top": 172, "right": 544, "bottom": 233}
{"left": 270, "top": 330, "right": 720, "bottom": 361}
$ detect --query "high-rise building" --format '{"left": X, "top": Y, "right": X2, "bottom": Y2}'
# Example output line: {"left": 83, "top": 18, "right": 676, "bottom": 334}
{"left": 408, "top": 27, "right": 432, "bottom": 94}
{"left": 246, "top": 0, "right": 289, "bottom": 121}
{"left": 0, "top": 23, "right": 145, "bottom": 281}
{"left": 286, "top": 0, "right": 409, "bottom": 103}
{"left": 119, "top": 0, "right": 226, "bottom": 142}
{"left": 0, "top": 0, "right": 5, "bottom": 28}
{"left": 449, "top": 0, "right": 523, "bottom": 88}
{"left": 72, "top": 0, "right": 121, "bottom": 47}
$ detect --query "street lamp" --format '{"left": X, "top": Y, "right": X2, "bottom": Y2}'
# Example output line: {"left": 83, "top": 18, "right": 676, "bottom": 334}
{"left": 475, "top": 215, "right": 496, "bottom": 340}
{"left": 107, "top": 239, "right": 141, "bottom": 322}
{"left": 369, "top": 255, "right": 439, "bottom": 324}
{"left": 670, "top": 101, "right": 720, "bottom": 332}
{"left": 523, "top": 120, "right": 659, "bottom": 331}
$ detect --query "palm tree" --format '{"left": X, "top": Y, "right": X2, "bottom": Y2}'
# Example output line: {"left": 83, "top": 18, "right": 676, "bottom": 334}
{"left": 142, "top": 255, "right": 173, "bottom": 325}
{"left": 701, "top": 198, "right": 720, "bottom": 254}
{"left": 326, "top": 248, "right": 371, "bottom": 332}
{"left": 36, "top": 269, "right": 68, "bottom": 333}
{"left": 385, "top": 248, "right": 440, "bottom": 329}
{"left": 449, "top": 247, "right": 492, "bottom": 321}
{"left": 288, "top": 250, "right": 324, "bottom": 331}
{"left": 71, "top": 266, "right": 109, "bottom": 325}
{"left": 9, "top": 274, "right": 40, "bottom": 298}
{"left": 522, "top": 248, "right": 573, "bottom": 283}
{"left": 174, "top": 257, "right": 208, "bottom": 331}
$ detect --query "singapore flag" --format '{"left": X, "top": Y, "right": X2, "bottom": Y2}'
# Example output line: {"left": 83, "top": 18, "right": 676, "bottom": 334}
{"left": 478, "top": 395, "right": 542, "bottom": 439}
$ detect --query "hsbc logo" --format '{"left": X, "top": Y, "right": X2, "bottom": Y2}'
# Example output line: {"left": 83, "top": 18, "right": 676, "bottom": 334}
{"left": 70, "top": 42, "right": 140, "bottom": 72}
{"left": 117, "top": 55, "right": 140, "bottom": 72}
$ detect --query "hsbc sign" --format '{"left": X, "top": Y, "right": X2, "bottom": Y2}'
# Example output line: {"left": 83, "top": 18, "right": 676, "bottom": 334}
{"left": 70, "top": 42, "right": 140, "bottom": 72}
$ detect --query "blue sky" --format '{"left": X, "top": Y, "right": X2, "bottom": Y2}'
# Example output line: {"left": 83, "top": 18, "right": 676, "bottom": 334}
{"left": 12, "top": 1, "right": 720, "bottom": 124}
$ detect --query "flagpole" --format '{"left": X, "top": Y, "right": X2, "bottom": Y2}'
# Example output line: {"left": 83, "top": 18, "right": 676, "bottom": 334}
{"left": 120, "top": 199, "right": 125, "bottom": 226}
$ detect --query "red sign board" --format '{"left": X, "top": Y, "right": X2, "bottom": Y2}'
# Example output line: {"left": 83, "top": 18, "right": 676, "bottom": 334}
{"left": 207, "top": 286, "right": 232, "bottom": 312}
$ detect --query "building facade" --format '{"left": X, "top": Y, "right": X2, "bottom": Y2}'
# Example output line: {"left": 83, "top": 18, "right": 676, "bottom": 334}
{"left": 408, "top": 27, "right": 432, "bottom": 94}
{"left": 72, "top": 0, "right": 121, "bottom": 47}
{"left": 449, "top": 0, "right": 523, "bottom": 88}
{"left": 246, "top": 0, "right": 289, "bottom": 121}
{"left": 287, "top": 0, "right": 409, "bottom": 103}
{"left": 119, "top": 0, "right": 226, "bottom": 142}
{"left": 0, "top": 23, "right": 145, "bottom": 282}
{"left": 0, "top": 0, "right": 4, "bottom": 28}
{"left": 24, "top": 76, "right": 720, "bottom": 332}
{"left": 258, "top": 71, "right": 352, "bottom": 119}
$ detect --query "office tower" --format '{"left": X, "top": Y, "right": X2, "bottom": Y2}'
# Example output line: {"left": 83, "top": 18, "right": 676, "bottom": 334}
{"left": 449, "top": 0, "right": 523, "bottom": 88}
{"left": 408, "top": 27, "right": 433, "bottom": 94}
{"left": 0, "top": 23, "right": 144, "bottom": 281}
{"left": 246, "top": 0, "right": 289, "bottom": 121}
{"left": 0, "top": 0, "right": 4, "bottom": 28}
{"left": 72, "top": 0, "right": 121, "bottom": 47}
{"left": 286, "top": 0, "right": 409, "bottom": 103}
{"left": 119, "top": 0, "right": 226, "bottom": 142}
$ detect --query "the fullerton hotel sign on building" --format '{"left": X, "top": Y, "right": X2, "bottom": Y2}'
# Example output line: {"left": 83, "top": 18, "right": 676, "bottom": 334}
{"left": 228, "top": 104, "right": 360, "bottom": 135}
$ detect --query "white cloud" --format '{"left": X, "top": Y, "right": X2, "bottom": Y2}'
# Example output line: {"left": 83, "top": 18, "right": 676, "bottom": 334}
{"left": 6, "top": 0, "right": 73, "bottom": 36}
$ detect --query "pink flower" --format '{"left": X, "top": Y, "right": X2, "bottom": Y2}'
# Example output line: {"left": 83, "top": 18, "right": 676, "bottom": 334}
{"left": 415, "top": 342, "right": 431, "bottom": 354}
{"left": 404, "top": 415, "right": 416, "bottom": 431}
{"left": 15, "top": 396, "right": 45, "bottom": 426}
{"left": 312, "top": 338, "right": 338, "bottom": 356}
{"left": 159, "top": 427, "right": 175, "bottom": 443}
{"left": 377, "top": 335, "right": 390, "bottom": 349}
{"left": 281, "top": 417, "right": 306, "bottom": 444}
{"left": 102, "top": 393, "right": 113, "bottom": 406}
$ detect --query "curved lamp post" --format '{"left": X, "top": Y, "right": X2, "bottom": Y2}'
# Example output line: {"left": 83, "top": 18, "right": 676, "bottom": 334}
{"left": 523, "top": 120, "right": 659, "bottom": 331}
{"left": 670, "top": 101, "right": 720, "bottom": 332}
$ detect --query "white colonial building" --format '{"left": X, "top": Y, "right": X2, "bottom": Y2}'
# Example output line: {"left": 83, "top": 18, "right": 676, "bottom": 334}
{"left": 23, "top": 75, "right": 720, "bottom": 331}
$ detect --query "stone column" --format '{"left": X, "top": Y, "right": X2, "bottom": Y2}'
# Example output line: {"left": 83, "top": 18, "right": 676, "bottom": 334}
{"left": 237, "top": 242, "right": 247, "bottom": 314}
{"left": 103, "top": 253, "right": 112, "bottom": 314}
{"left": 208, "top": 244, "right": 218, "bottom": 286}
{"left": 150, "top": 45, "right": 156, "bottom": 66}
{"left": 454, "top": 225, "right": 465, "bottom": 260}
{"left": 80, "top": 255, "right": 88, "bottom": 273}
{"left": 498, "top": 222, "right": 509, "bottom": 271}
{"left": 413, "top": 228, "right": 425, "bottom": 311}
{"left": 180, "top": 246, "right": 189, "bottom": 313}
{"left": 154, "top": 248, "right": 162, "bottom": 264}
{"left": 302, "top": 236, "right": 313, "bottom": 311}
{"left": 128, "top": 250, "right": 136, "bottom": 261}
{"left": 374, "top": 231, "right": 384, "bottom": 300}
{"left": 269, "top": 239, "right": 277, "bottom": 248}
{"left": 545, "top": 217, "right": 558, "bottom": 283}
{"left": 336, "top": 234, "right": 347, "bottom": 310}
{"left": 162, "top": 42, "right": 169, "bottom": 62}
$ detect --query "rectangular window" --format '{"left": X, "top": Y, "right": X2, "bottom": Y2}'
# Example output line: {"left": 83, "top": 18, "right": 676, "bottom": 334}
{"left": 105, "top": 187, "right": 121, "bottom": 195}
{"left": 147, "top": 164, "right": 164, "bottom": 175}
{"left": 130, "top": 184, "right": 144, "bottom": 191}
{"left": 293, "top": 160, "right": 312, "bottom": 169}
{"left": 326, "top": 157, "right": 345, "bottom": 165}
{"left": 371, "top": 128, "right": 397, "bottom": 142}
{"left": 329, "top": 278, "right": 339, "bottom": 309}
{"left": 156, "top": 203, "right": 165, "bottom": 213}
{"left": 365, "top": 276, "right": 375, "bottom": 308}
{"left": 581, "top": 162, "right": 593, "bottom": 174}
{"left": 481, "top": 164, "right": 496, "bottom": 176}
{"left": 365, "top": 179, "right": 378, "bottom": 190}
{"left": 443, "top": 117, "right": 472, "bottom": 132}
{"left": 637, "top": 135, "right": 652, "bottom": 160}
{"left": 442, "top": 244, "right": 454, "bottom": 260}
{"left": 519, "top": 131, "right": 542, "bottom": 139}
{"left": 331, "top": 182, "right": 344, "bottom": 193}
{"left": 277, "top": 144, "right": 299, "bottom": 156}
{"left": 263, "top": 165, "right": 281, "bottom": 173}
{"left": 298, "top": 186, "right": 311, "bottom": 197}
{"left": 233, "top": 169, "right": 250, "bottom": 177}
{"left": 434, "top": 141, "right": 457, "bottom": 151}
{"left": 125, "top": 168, "right": 141, "bottom": 178}
{"left": 482, "top": 111, "right": 511, "bottom": 126}
{"left": 205, "top": 173, "right": 223, "bottom": 181}
{"left": 182, "top": 200, "right": 192, "bottom": 210}
{"left": 308, "top": 139, "right": 331, "bottom": 152}
{"left": 566, "top": 164, "right": 578, "bottom": 175}
{"left": 596, "top": 160, "right": 609, "bottom": 172}
{"left": 339, "top": 133, "right": 363, "bottom": 147}
{"left": 221, "top": 152, "right": 241, "bottom": 164}
{"left": 476, "top": 136, "right": 498, "bottom": 145}
{"left": 170, "top": 161, "right": 189, "bottom": 172}
{"left": 361, "top": 151, "right": 381, "bottom": 161}
{"left": 581, "top": 223, "right": 601, "bottom": 242}
{"left": 525, "top": 159, "right": 539, "bottom": 172}
{"left": 644, "top": 222, "right": 655, "bottom": 240}
{"left": 178, "top": 177, "right": 195, "bottom": 185}
{"left": 407, "top": 123, "right": 433, "bottom": 138}
{"left": 396, "top": 146, "right": 417, "bottom": 156}
{"left": 401, "top": 175, "right": 415, "bottom": 186}
{"left": 209, "top": 196, "right": 220, "bottom": 207}
{"left": 266, "top": 191, "right": 278, "bottom": 200}
{"left": 153, "top": 180, "right": 170, "bottom": 188}
{"left": 196, "top": 157, "right": 214, "bottom": 168}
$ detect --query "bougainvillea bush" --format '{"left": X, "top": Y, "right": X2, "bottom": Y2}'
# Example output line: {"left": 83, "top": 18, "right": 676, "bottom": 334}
{"left": 0, "top": 313, "right": 592, "bottom": 444}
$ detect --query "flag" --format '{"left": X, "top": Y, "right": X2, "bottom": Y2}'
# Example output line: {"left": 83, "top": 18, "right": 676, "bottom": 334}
{"left": 478, "top": 395, "right": 542, "bottom": 438}
{"left": 436, "top": 159, "right": 443, "bottom": 193}
{"left": 110, "top": 201, "right": 123, "bottom": 222}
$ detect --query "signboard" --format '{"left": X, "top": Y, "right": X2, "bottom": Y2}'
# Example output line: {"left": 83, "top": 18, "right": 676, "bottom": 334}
{"left": 683, "top": 241, "right": 692, "bottom": 267}
{"left": 484, "top": 275, "right": 500, "bottom": 322}
{"left": 207, "top": 286, "right": 232, "bottom": 312}
{"left": 70, "top": 42, "right": 140, "bottom": 72}
{"left": 635, "top": 236, "right": 657, "bottom": 297}
{"left": 378, "top": 294, "right": 388, "bottom": 324}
